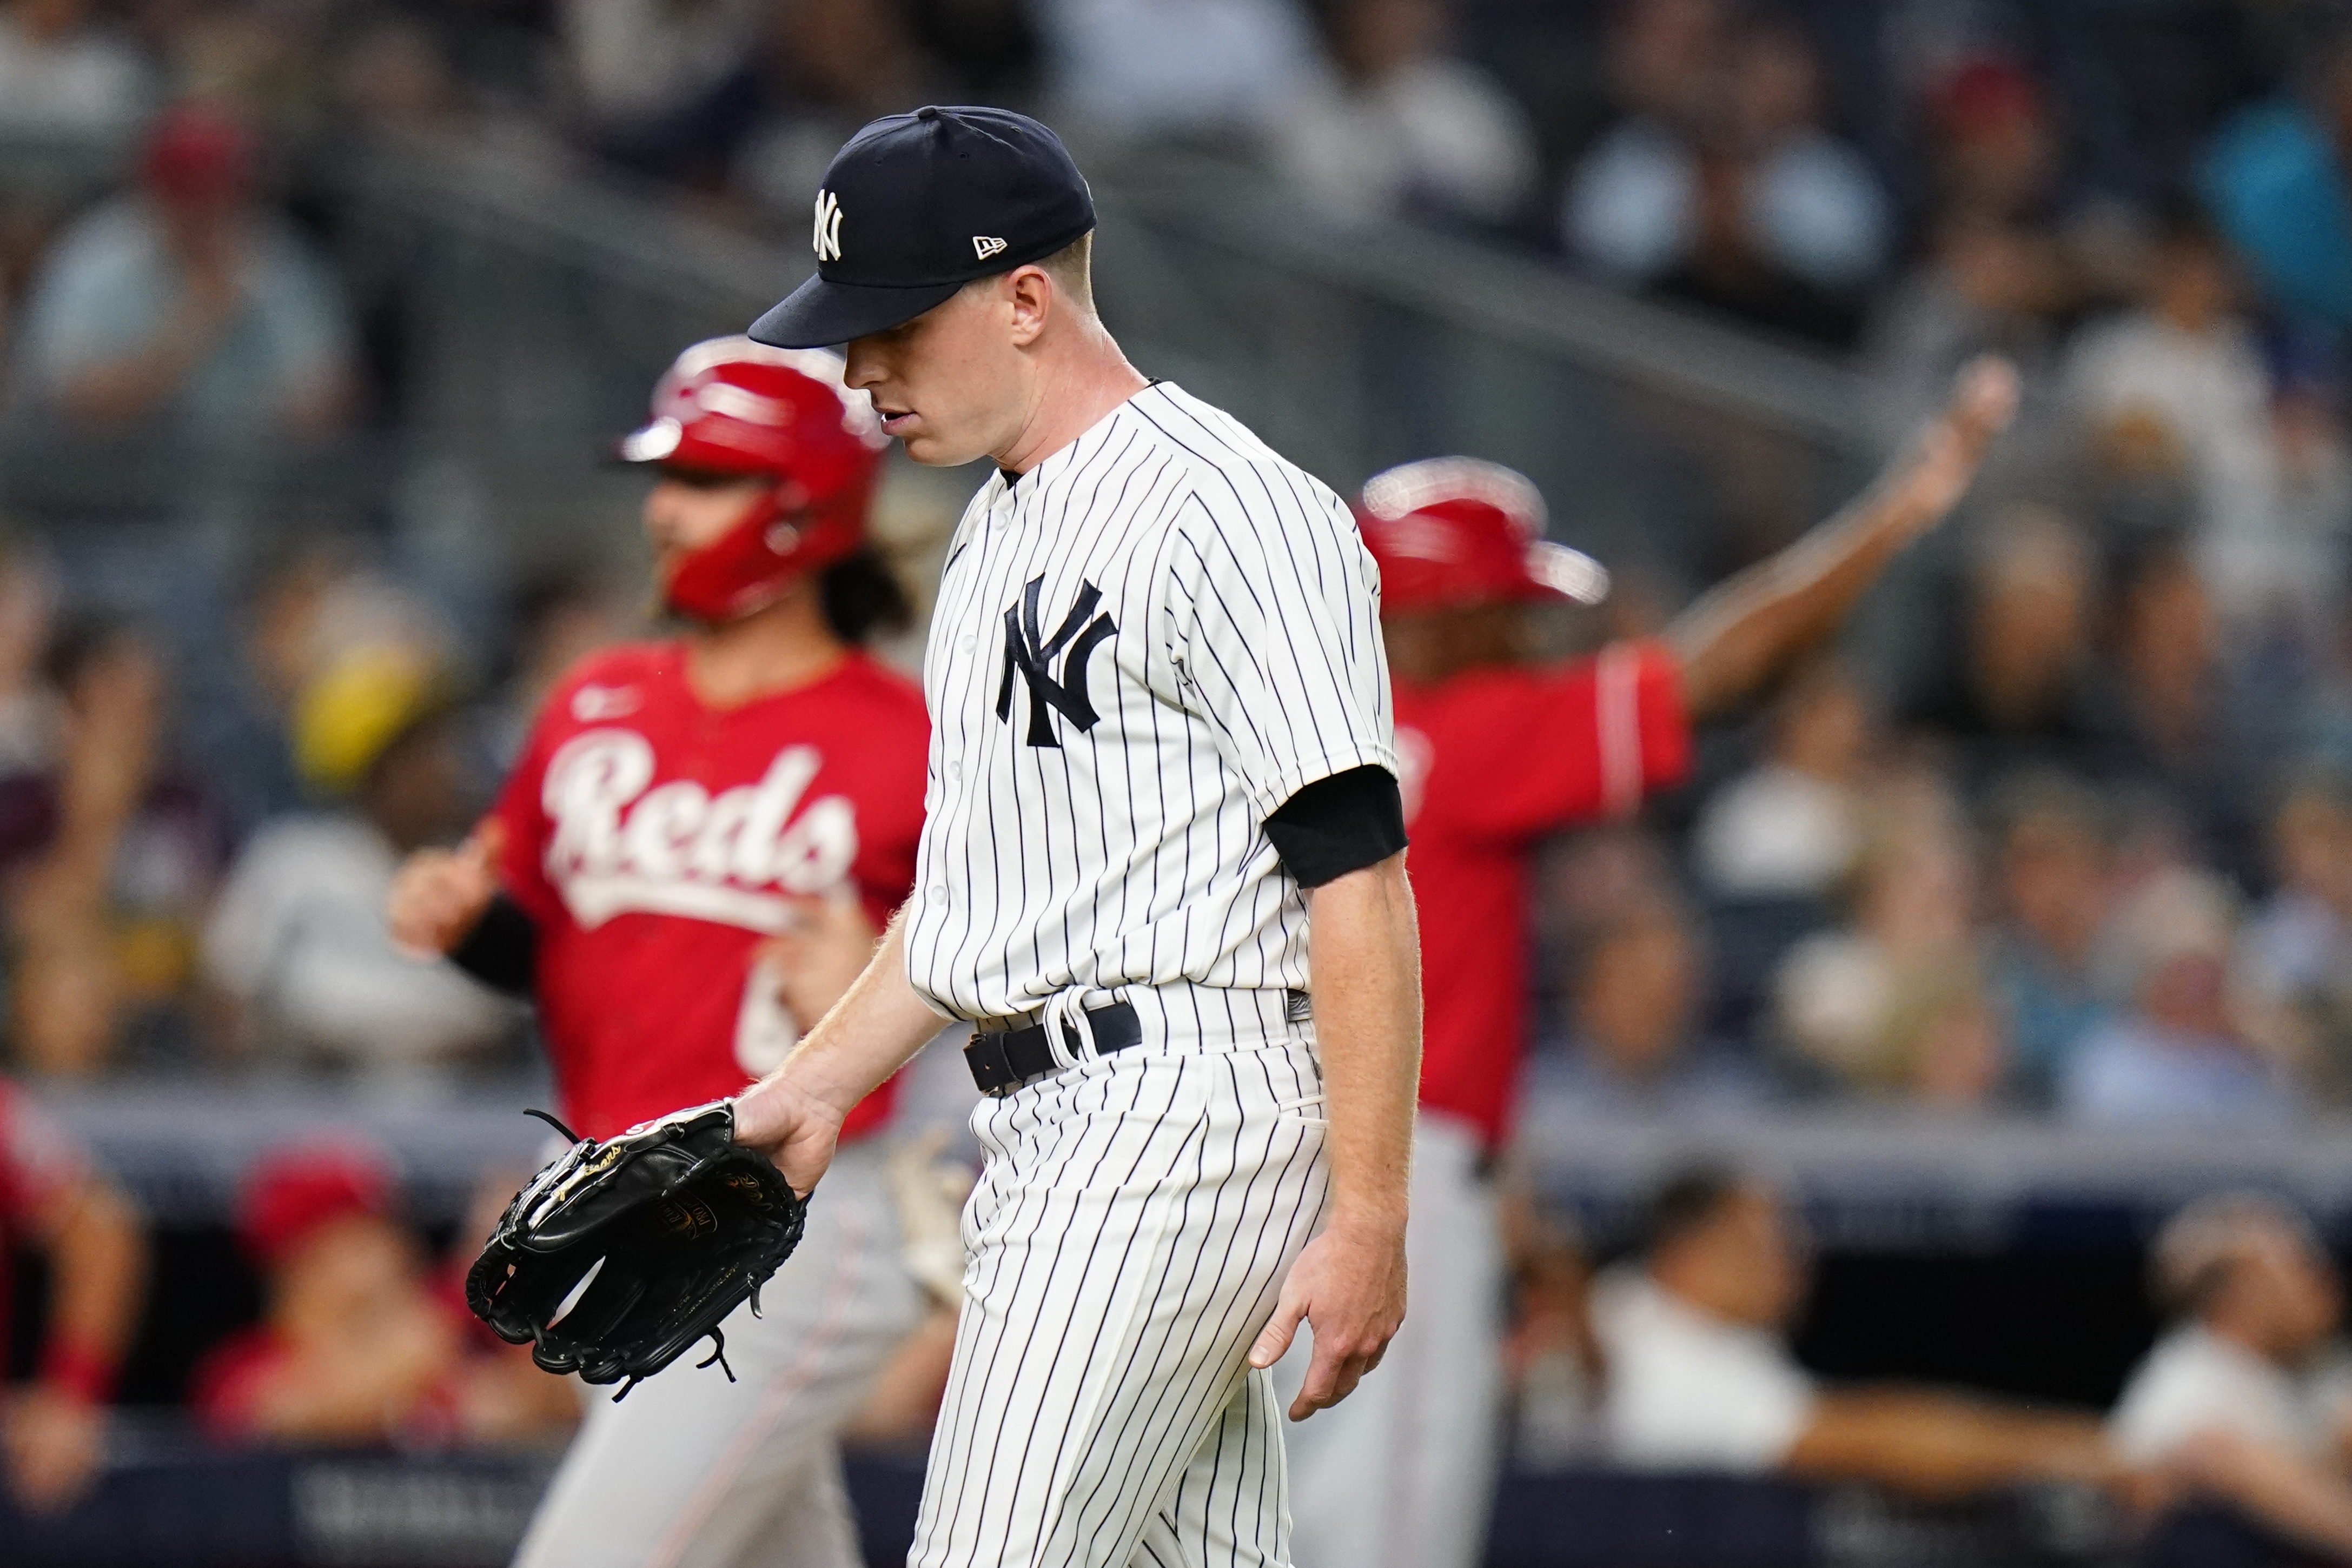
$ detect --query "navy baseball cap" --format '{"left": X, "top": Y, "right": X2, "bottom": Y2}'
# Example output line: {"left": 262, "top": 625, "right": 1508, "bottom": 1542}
{"left": 748, "top": 105, "right": 1097, "bottom": 350}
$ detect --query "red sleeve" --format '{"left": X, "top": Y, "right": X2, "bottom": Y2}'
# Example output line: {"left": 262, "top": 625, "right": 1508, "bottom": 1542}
{"left": 483, "top": 701, "right": 565, "bottom": 929}
{"left": 1417, "top": 642, "right": 1690, "bottom": 845}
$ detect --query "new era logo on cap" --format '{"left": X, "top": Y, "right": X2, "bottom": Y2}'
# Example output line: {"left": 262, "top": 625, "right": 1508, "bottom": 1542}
{"left": 750, "top": 106, "right": 1097, "bottom": 349}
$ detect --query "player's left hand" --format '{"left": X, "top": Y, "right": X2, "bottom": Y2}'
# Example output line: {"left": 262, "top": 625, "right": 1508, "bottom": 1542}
{"left": 2, "top": 1385, "right": 105, "bottom": 1514}
{"left": 1247, "top": 1214, "right": 1407, "bottom": 1421}
{"left": 755, "top": 893, "right": 879, "bottom": 1032}
{"left": 1880, "top": 354, "right": 2020, "bottom": 540}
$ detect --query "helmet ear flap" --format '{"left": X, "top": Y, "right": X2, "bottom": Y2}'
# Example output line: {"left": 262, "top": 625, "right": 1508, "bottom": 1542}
{"left": 761, "top": 481, "right": 814, "bottom": 558}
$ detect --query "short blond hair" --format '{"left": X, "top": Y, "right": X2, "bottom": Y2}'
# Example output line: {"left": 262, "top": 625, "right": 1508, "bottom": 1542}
{"left": 965, "top": 231, "right": 1096, "bottom": 318}
{"left": 1039, "top": 231, "right": 1095, "bottom": 316}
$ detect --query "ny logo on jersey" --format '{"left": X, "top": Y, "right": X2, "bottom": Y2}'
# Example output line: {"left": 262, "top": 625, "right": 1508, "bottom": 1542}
{"left": 813, "top": 189, "right": 844, "bottom": 261}
{"left": 996, "top": 576, "right": 1116, "bottom": 747}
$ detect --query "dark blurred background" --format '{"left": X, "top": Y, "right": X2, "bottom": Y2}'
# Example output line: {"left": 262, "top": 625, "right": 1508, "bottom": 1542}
{"left": 2, "top": 1, "right": 2351, "bottom": 1564}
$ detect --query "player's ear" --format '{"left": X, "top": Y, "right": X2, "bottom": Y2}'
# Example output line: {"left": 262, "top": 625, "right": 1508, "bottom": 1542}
{"left": 1004, "top": 265, "right": 1053, "bottom": 348}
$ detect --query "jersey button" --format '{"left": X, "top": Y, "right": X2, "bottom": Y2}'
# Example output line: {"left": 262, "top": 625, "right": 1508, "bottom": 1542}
{"left": 948, "top": 760, "right": 963, "bottom": 778}
{"left": 959, "top": 635, "right": 976, "bottom": 655}
{"left": 929, "top": 885, "right": 948, "bottom": 905}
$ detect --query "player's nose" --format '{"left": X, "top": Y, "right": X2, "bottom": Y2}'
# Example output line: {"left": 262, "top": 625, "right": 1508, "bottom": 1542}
{"left": 840, "top": 340, "right": 886, "bottom": 393}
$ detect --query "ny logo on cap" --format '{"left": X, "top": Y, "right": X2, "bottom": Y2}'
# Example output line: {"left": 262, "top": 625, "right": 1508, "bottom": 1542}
{"left": 813, "top": 190, "right": 844, "bottom": 262}
{"left": 972, "top": 235, "right": 1008, "bottom": 261}
{"left": 997, "top": 576, "right": 1116, "bottom": 747}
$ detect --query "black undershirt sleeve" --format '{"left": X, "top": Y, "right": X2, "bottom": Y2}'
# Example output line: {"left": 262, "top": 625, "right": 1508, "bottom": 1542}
{"left": 448, "top": 891, "right": 539, "bottom": 998}
{"left": 1263, "top": 765, "right": 1408, "bottom": 889}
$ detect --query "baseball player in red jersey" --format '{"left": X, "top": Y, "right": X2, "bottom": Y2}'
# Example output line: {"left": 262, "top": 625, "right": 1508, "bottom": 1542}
{"left": 388, "top": 336, "right": 934, "bottom": 1568}
{"left": 1272, "top": 358, "right": 2021, "bottom": 1568}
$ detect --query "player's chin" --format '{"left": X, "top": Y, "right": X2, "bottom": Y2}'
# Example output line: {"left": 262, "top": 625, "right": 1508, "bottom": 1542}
{"left": 898, "top": 427, "right": 980, "bottom": 468}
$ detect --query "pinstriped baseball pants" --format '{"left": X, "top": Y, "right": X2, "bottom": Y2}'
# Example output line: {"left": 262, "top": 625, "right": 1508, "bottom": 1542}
{"left": 910, "top": 999, "right": 1330, "bottom": 1568}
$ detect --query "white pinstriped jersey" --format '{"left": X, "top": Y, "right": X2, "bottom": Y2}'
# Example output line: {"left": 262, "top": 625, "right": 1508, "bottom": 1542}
{"left": 905, "top": 381, "right": 1396, "bottom": 1024}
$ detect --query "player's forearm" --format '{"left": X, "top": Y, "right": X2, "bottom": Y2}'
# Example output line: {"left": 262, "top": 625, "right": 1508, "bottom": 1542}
{"left": 39, "top": 1181, "right": 147, "bottom": 1390}
{"left": 765, "top": 909, "right": 939, "bottom": 1119}
{"left": 1788, "top": 1390, "right": 2113, "bottom": 1498}
{"left": 1668, "top": 355, "right": 2015, "bottom": 722}
{"left": 1303, "top": 853, "right": 1421, "bottom": 1231}
{"left": 1666, "top": 481, "right": 1928, "bottom": 723}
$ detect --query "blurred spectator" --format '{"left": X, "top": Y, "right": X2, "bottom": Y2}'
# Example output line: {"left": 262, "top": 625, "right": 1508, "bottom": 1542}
{"left": 333, "top": 13, "right": 465, "bottom": 134}
{"left": 560, "top": 0, "right": 766, "bottom": 184}
{"left": 1692, "top": 659, "right": 1871, "bottom": 901}
{"left": 0, "top": 1076, "right": 145, "bottom": 1514}
{"left": 8, "top": 101, "right": 355, "bottom": 438}
{"left": 2242, "top": 774, "right": 2352, "bottom": 1102}
{"left": 1037, "top": 0, "right": 1316, "bottom": 141}
{"left": 1499, "top": 1184, "right": 1602, "bottom": 1472}
{"left": 1926, "top": 55, "right": 2056, "bottom": 230}
{"left": 1771, "top": 771, "right": 2005, "bottom": 1104}
{"left": 1563, "top": 12, "right": 1889, "bottom": 344}
{"left": 193, "top": 1137, "right": 562, "bottom": 1446}
{"left": 1535, "top": 896, "right": 1770, "bottom": 1117}
{"left": 2085, "top": 542, "right": 2280, "bottom": 882}
{"left": 1594, "top": 1164, "right": 2118, "bottom": 1492}
{"left": 736, "top": 0, "right": 933, "bottom": 224}
{"left": 1980, "top": 772, "right": 2115, "bottom": 1104}
{"left": 2065, "top": 209, "right": 2351, "bottom": 649}
{"left": 2060, "top": 868, "right": 2298, "bottom": 1128}
{"left": 1902, "top": 506, "right": 2102, "bottom": 793}
{"left": 1865, "top": 59, "right": 2092, "bottom": 466}
{"left": 204, "top": 645, "right": 514, "bottom": 1086}
{"left": 2200, "top": 31, "right": 2352, "bottom": 340}
{"left": 9, "top": 614, "right": 225, "bottom": 1076}
{"left": 2112, "top": 1193, "right": 2352, "bottom": 1560}
{"left": 1604, "top": 0, "right": 1721, "bottom": 128}
{"left": 0, "top": 0, "right": 151, "bottom": 139}
{"left": 188, "top": 547, "right": 449, "bottom": 843}
{"left": 1272, "top": 0, "right": 1536, "bottom": 227}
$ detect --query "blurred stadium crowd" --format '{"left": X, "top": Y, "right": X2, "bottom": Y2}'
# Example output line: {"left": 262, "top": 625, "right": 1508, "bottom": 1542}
{"left": 1, "top": 0, "right": 2350, "bottom": 1563}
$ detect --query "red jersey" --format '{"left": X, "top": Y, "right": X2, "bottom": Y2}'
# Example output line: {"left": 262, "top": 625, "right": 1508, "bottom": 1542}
{"left": 488, "top": 643, "right": 929, "bottom": 1141}
{"left": 1399, "top": 643, "right": 1691, "bottom": 1147}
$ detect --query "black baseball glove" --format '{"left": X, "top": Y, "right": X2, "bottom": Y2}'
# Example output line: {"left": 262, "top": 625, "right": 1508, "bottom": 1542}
{"left": 465, "top": 1100, "right": 806, "bottom": 1400}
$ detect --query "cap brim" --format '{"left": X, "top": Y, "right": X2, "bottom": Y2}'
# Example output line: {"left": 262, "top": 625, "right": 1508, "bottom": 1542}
{"left": 748, "top": 272, "right": 964, "bottom": 349}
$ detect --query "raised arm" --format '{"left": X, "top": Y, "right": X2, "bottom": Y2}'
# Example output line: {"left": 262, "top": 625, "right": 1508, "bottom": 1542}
{"left": 732, "top": 909, "right": 945, "bottom": 1194}
{"left": 1248, "top": 850, "right": 1421, "bottom": 1419}
{"left": 1668, "top": 356, "right": 2018, "bottom": 723}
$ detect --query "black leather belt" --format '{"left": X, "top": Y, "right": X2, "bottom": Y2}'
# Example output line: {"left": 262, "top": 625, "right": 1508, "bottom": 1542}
{"left": 964, "top": 1001, "right": 1143, "bottom": 1095}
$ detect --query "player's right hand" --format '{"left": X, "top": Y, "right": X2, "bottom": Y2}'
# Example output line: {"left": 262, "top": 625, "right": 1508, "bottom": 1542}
{"left": 730, "top": 1074, "right": 845, "bottom": 1199}
{"left": 388, "top": 822, "right": 502, "bottom": 960}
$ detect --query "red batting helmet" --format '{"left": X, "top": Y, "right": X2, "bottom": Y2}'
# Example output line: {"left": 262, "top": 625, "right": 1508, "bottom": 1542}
{"left": 1355, "top": 457, "right": 1609, "bottom": 615}
{"left": 618, "top": 336, "right": 891, "bottom": 623}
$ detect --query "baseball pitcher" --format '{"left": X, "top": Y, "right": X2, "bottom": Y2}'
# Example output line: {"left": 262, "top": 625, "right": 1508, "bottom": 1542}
{"left": 731, "top": 105, "right": 1421, "bottom": 1568}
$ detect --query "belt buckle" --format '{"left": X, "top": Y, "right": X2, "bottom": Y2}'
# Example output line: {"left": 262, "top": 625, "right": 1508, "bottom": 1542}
{"left": 963, "top": 1032, "right": 1016, "bottom": 1097}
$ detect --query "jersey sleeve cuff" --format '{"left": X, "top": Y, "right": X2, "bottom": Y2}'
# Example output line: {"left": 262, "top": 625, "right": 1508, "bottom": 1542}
{"left": 1243, "top": 742, "right": 1401, "bottom": 825}
{"left": 1598, "top": 642, "right": 1692, "bottom": 818}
